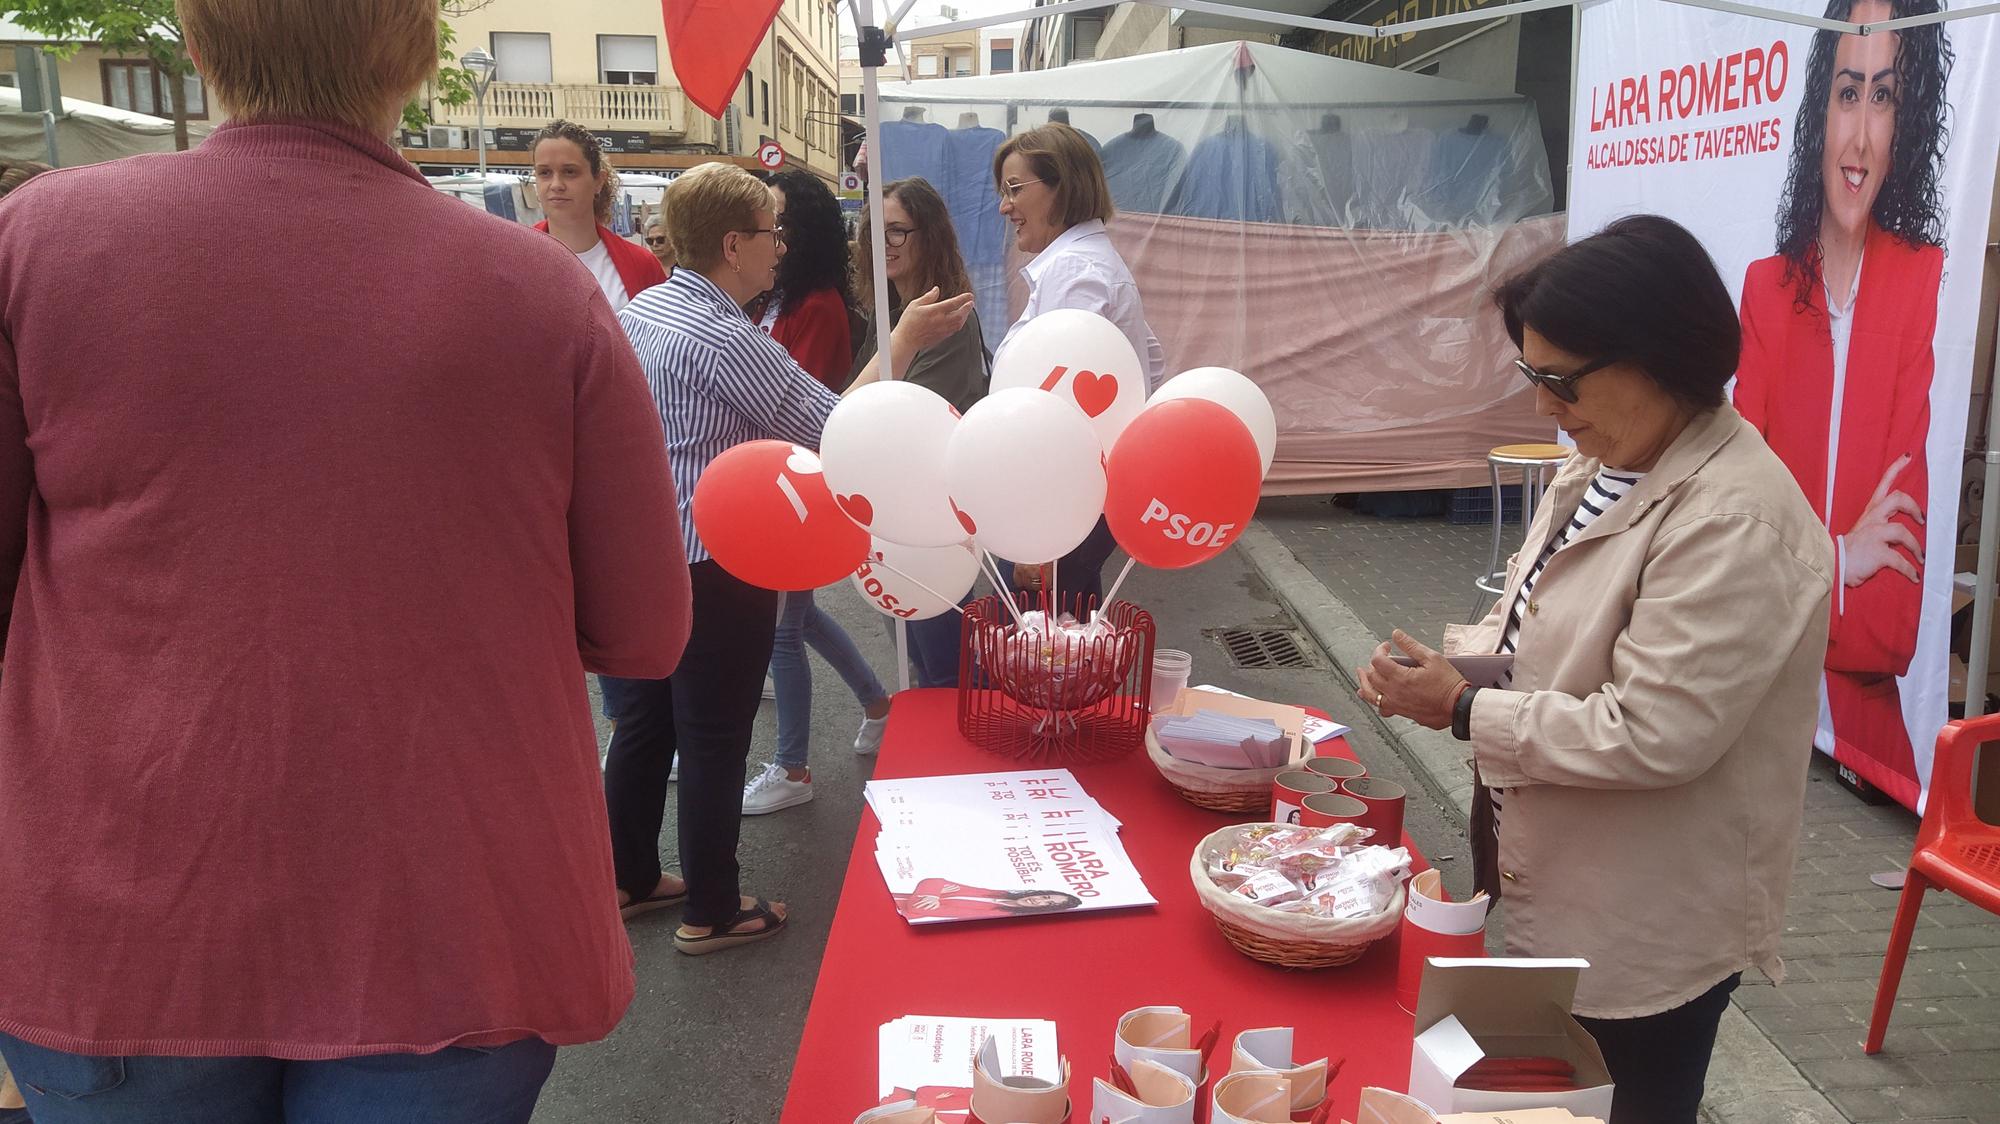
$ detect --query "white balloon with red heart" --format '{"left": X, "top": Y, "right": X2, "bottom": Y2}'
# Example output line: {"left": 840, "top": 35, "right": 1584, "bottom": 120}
{"left": 989, "top": 308, "right": 1145, "bottom": 454}
{"left": 1147, "top": 366, "right": 1278, "bottom": 475}
{"left": 820, "top": 380, "right": 969, "bottom": 548}
{"left": 850, "top": 538, "right": 981, "bottom": 621}
{"left": 944, "top": 387, "right": 1107, "bottom": 565}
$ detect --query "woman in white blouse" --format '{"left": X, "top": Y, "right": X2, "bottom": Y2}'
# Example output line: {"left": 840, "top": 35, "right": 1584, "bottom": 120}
{"left": 992, "top": 123, "right": 1165, "bottom": 604}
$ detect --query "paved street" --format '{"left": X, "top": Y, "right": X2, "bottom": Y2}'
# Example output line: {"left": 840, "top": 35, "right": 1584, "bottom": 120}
{"left": 1256, "top": 496, "right": 2000, "bottom": 1123}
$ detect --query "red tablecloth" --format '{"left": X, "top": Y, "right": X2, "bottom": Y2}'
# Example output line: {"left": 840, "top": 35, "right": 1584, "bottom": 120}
{"left": 780, "top": 690, "right": 1425, "bottom": 1121}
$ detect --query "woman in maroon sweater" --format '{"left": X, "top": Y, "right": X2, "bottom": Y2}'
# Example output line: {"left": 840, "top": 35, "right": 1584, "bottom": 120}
{"left": 0, "top": 2, "right": 690, "bottom": 1120}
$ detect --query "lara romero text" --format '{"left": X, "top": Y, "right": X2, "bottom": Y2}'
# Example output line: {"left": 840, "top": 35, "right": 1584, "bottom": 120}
{"left": 1042, "top": 830, "right": 1110, "bottom": 898}
{"left": 1584, "top": 40, "right": 1791, "bottom": 169}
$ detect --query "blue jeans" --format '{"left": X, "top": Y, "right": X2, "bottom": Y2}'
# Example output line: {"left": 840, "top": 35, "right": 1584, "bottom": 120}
{"left": 771, "top": 589, "right": 888, "bottom": 770}
{"left": 0, "top": 1031, "right": 555, "bottom": 1124}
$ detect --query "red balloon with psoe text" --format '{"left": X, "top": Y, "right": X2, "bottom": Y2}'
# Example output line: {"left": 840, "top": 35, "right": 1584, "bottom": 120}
{"left": 692, "top": 441, "right": 870, "bottom": 591}
{"left": 1104, "top": 398, "right": 1262, "bottom": 570}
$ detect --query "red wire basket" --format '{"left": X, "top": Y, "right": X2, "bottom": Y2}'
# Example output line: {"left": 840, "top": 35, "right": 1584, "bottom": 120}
{"left": 955, "top": 592, "right": 1156, "bottom": 763}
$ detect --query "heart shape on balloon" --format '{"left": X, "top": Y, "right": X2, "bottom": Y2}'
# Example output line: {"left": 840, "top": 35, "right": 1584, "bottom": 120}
{"left": 951, "top": 499, "right": 977, "bottom": 536}
{"left": 1072, "top": 370, "right": 1119, "bottom": 419}
{"left": 785, "top": 447, "right": 824, "bottom": 475}
{"left": 837, "top": 493, "right": 875, "bottom": 526}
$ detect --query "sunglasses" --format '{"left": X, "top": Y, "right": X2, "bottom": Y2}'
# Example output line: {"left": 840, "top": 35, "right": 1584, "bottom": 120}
{"left": 1514, "top": 355, "right": 1615, "bottom": 404}
{"left": 645, "top": 236, "right": 670, "bottom": 247}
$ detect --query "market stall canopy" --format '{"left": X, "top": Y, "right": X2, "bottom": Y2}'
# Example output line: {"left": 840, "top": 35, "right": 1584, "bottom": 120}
{"left": 872, "top": 39, "right": 1561, "bottom": 494}
{"left": 0, "top": 85, "right": 213, "bottom": 166}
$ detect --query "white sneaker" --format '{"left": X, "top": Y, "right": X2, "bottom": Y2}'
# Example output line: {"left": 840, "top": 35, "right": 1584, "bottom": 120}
{"left": 741, "top": 761, "right": 813, "bottom": 815}
{"left": 854, "top": 714, "right": 888, "bottom": 756}
{"left": 761, "top": 676, "right": 777, "bottom": 700}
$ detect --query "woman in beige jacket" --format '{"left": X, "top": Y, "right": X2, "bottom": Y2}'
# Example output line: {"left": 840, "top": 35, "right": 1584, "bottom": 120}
{"left": 1358, "top": 216, "right": 1834, "bottom": 1124}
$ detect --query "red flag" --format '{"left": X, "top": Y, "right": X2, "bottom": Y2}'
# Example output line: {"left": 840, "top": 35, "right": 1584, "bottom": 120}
{"left": 663, "top": 0, "right": 784, "bottom": 120}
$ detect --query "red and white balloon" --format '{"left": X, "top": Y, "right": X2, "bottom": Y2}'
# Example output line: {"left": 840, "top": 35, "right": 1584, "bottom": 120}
{"left": 943, "top": 387, "right": 1106, "bottom": 565}
{"left": 850, "top": 538, "right": 981, "bottom": 621}
{"left": 691, "top": 441, "right": 870, "bottom": 591}
{"left": 989, "top": 308, "right": 1146, "bottom": 454}
{"left": 1104, "top": 398, "right": 1261, "bottom": 570}
{"left": 820, "top": 380, "right": 964, "bottom": 548}
{"left": 1148, "top": 366, "right": 1278, "bottom": 475}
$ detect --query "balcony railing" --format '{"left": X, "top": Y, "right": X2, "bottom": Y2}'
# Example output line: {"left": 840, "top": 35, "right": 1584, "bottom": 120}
{"left": 437, "top": 82, "right": 721, "bottom": 148}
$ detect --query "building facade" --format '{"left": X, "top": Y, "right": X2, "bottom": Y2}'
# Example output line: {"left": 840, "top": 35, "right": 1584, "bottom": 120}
{"left": 420, "top": 0, "right": 843, "bottom": 181}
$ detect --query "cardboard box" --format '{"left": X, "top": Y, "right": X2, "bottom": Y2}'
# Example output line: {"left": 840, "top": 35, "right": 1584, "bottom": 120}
{"left": 1159, "top": 688, "right": 1308, "bottom": 769}
{"left": 1345, "top": 1087, "right": 1605, "bottom": 1124}
{"left": 1408, "top": 959, "right": 1614, "bottom": 1120}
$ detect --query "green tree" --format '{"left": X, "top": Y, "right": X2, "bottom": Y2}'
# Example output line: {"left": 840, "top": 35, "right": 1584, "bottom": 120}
{"left": 0, "top": 0, "right": 476, "bottom": 151}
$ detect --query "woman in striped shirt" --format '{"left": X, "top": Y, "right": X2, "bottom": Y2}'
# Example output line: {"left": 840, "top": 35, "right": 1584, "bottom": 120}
{"left": 1354, "top": 217, "right": 1832, "bottom": 1124}
{"left": 605, "top": 162, "right": 969, "bottom": 955}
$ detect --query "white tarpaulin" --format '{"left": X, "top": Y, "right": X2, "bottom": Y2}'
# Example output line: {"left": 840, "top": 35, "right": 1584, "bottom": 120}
{"left": 872, "top": 39, "right": 1562, "bottom": 493}
{"left": 0, "top": 87, "right": 212, "bottom": 167}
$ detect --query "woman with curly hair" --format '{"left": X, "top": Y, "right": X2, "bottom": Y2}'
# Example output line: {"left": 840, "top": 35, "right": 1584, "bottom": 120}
{"left": 740, "top": 169, "right": 893, "bottom": 817}
{"left": 1733, "top": 0, "right": 1953, "bottom": 808}
{"left": 751, "top": 169, "right": 857, "bottom": 389}
{"left": 531, "top": 119, "right": 666, "bottom": 313}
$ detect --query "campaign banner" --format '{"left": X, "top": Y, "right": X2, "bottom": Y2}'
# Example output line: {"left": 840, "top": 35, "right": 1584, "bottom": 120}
{"left": 1569, "top": 0, "right": 2000, "bottom": 811}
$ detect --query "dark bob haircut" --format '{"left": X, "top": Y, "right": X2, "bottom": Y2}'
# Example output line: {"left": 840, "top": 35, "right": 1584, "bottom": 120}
{"left": 1775, "top": 0, "right": 1953, "bottom": 306}
{"left": 1493, "top": 215, "right": 1740, "bottom": 412}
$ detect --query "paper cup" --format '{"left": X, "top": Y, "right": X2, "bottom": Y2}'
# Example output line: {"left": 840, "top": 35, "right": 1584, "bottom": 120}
{"left": 1338, "top": 776, "right": 1407, "bottom": 844}
{"left": 1298, "top": 791, "right": 1369, "bottom": 830}
{"left": 1395, "top": 869, "right": 1489, "bottom": 1015}
{"left": 1270, "top": 770, "right": 1337, "bottom": 825}
{"left": 1303, "top": 756, "right": 1366, "bottom": 784}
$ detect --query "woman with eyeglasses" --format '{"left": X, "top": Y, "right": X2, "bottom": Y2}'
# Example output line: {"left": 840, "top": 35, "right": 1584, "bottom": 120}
{"left": 739, "top": 170, "right": 894, "bottom": 816}
{"left": 530, "top": 120, "right": 666, "bottom": 314}
{"left": 605, "top": 162, "right": 970, "bottom": 953}
{"left": 1355, "top": 216, "right": 1833, "bottom": 1124}
{"left": 991, "top": 123, "right": 1164, "bottom": 610}
{"left": 850, "top": 177, "right": 991, "bottom": 687}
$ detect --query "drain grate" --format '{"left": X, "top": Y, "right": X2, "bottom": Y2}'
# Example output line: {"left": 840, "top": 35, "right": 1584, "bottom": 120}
{"left": 1211, "top": 628, "right": 1317, "bottom": 670}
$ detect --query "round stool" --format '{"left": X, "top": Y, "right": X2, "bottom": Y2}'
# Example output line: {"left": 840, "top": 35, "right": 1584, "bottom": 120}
{"left": 1470, "top": 443, "right": 1571, "bottom": 622}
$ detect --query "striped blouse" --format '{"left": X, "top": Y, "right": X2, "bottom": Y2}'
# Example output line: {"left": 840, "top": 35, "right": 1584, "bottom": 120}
{"left": 619, "top": 268, "right": 840, "bottom": 564}
{"left": 1490, "top": 467, "right": 1643, "bottom": 824}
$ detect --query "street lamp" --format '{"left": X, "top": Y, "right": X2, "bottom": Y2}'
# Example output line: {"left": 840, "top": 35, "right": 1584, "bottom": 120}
{"left": 460, "top": 47, "right": 498, "bottom": 178}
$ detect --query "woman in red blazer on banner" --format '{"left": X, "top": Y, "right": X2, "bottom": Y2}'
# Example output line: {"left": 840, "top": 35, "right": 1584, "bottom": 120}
{"left": 531, "top": 119, "right": 668, "bottom": 314}
{"left": 1733, "top": 0, "right": 1953, "bottom": 809}
{"left": 893, "top": 879, "right": 1083, "bottom": 920}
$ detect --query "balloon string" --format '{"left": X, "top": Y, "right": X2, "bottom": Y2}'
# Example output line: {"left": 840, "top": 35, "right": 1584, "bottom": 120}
{"left": 1100, "top": 556, "right": 1138, "bottom": 614}
{"left": 869, "top": 558, "right": 966, "bottom": 617}
{"left": 978, "top": 550, "right": 1027, "bottom": 627}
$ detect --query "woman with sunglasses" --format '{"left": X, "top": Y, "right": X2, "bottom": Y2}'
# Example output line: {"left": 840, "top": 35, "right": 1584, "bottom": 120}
{"left": 1356, "top": 216, "right": 1832, "bottom": 1124}
{"left": 644, "top": 213, "right": 677, "bottom": 273}
{"left": 991, "top": 123, "right": 1164, "bottom": 610}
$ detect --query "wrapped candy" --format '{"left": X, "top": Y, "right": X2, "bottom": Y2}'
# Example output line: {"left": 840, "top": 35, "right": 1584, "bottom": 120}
{"left": 1205, "top": 824, "right": 1412, "bottom": 921}
{"left": 978, "top": 609, "right": 1141, "bottom": 711}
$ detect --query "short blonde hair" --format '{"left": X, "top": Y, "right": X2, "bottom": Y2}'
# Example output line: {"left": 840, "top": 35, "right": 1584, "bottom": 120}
{"left": 666, "top": 162, "right": 773, "bottom": 273}
{"left": 993, "top": 123, "right": 1114, "bottom": 229}
{"left": 178, "top": 0, "right": 437, "bottom": 130}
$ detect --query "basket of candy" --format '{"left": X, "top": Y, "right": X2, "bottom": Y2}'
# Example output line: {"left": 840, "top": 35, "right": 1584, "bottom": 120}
{"left": 1189, "top": 822, "right": 1411, "bottom": 969}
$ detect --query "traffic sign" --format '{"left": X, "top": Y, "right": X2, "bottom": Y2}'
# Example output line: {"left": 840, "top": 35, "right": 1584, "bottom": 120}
{"left": 756, "top": 141, "right": 785, "bottom": 170}
{"left": 839, "top": 171, "right": 862, "bottom": 195}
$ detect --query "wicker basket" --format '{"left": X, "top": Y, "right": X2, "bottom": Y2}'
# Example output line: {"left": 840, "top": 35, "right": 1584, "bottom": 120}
{"left": 1189, "top": 824, "right": 1406, "bottom": 969}
{"left": 1145, "top": 725, "right": 1305, "bottom": 814}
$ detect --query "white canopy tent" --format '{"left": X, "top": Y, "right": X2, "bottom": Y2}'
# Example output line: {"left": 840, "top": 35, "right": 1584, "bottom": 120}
{"left": 0, "top": 86, "right": 211, "bottom": 167}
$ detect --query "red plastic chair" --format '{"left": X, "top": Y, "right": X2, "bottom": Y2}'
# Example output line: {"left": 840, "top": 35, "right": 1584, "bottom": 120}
{"left": 1865, "top": 713, "right": 2000, "bottom": 1054}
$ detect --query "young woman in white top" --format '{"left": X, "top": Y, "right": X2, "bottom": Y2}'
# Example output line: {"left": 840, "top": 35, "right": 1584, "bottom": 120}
{"left": 530, "top": 119, "right": 667, "bottom": 315}
{"left": 992, "top": 122, "right": 1165, "bottom": 605}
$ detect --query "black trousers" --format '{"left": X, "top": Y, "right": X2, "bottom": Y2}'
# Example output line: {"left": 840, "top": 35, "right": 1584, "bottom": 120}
{"left": 603, "top": 560, "right": 778, "bottom": 928}
{"left": 1575, "top": 973, "right": 1741, "bottom": 1124}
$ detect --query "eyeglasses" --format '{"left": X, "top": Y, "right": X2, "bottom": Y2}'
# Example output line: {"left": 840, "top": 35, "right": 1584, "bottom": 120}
{"left": 883, "top": 225, "right": 919, "bottom": 247}
{"left": 1514, "top": 355, "right": 1615, "bottom": 404}
{"left": 737, "top": 224, "right": 787, "bottom": 244}
{"left": 645, "top": 235, "right": 670, "bottom": 247}
{"left": 1000, "top": 178, "right": 1046, "bottom": 201}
